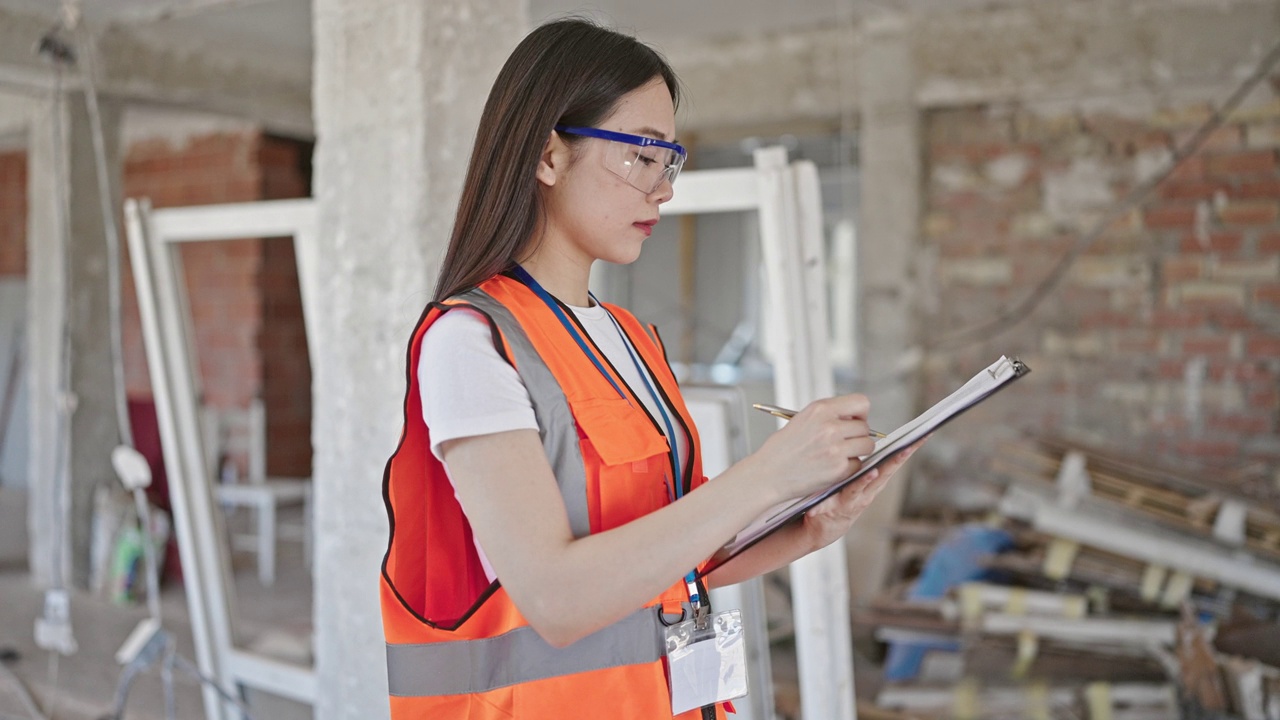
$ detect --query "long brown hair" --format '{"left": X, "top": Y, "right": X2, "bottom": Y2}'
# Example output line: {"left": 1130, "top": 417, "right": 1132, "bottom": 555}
{"left": 432, "top": 18, "right": 682, "bottom": 302}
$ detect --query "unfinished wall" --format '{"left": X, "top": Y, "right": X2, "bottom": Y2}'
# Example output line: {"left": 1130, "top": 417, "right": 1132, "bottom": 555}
{"left": 118, "top": 129, "right": 312, "bottom": 477}
{"left": 0, "top": 151, "right": 25, "bottom": 277}
{"left": 259, "top": 136, "right": 313, "bottom": 477}
{"left": 657, "top": 0, "right": 1280, "bottom": 511}
{"left": 917, "top": 91, "right": 1280, "bottom": 502}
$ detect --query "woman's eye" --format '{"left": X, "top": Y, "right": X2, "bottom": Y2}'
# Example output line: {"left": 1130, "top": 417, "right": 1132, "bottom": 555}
{"left": 637, "top": 153, "right": 659, "bottom": 167}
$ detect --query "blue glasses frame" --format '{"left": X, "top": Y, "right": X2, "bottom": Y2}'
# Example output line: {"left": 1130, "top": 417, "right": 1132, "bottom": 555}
{"left": 554, "top": 125, "right": 687, "bottom": 158}
{"left": 552, "top": 122, "right": 686, "bottom": 192}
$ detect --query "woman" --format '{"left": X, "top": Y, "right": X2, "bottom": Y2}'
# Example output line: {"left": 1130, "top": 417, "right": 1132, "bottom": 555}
{"left": 381, "top": 18, "right": 919, "bottom": 719}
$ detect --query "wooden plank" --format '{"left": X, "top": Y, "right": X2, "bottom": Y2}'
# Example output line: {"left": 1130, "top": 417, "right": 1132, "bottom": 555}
{"left": 1000, "top": 486, "right": 1280, "bottom": 601}
{"left": 994, "top": 440, "right": 1280, "bottom": 562}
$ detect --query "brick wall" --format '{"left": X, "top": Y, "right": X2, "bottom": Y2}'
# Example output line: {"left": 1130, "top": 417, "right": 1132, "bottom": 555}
{"left": 123, "top": 130, "right": 265, "bottom": 415}
{"left": 0, "top": 131, "right": 312, "bottom": 478}
{"left": 120, "top": 130, "right": 313, "bottom": 477}
{"left": 921, "top": 91, "right": 1280, "bottom": 495}
{"left": 0, "top": 151, "right": 26, "bottom": 277}
{"left": 258, "top": 136, "right": 313, "bottom": 477}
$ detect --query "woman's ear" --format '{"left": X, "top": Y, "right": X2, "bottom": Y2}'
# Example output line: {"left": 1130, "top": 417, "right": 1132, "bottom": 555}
{"left": 535, "top": 129, "right": 571, "bottom": 188}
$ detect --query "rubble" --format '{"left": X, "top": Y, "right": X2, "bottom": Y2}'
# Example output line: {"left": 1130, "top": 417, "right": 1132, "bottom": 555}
{"left": 861, "top": 436, "right": 1280, "bottom": 720}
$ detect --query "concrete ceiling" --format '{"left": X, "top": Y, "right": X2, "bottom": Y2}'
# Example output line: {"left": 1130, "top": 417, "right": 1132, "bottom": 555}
{"left": 2, "top": 0, "right": 1018, "bottom": 88}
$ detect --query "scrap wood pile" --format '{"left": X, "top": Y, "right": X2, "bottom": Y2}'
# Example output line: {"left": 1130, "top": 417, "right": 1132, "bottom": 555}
{"left": 860, "top": 436, "right": 1280, "bottom": 720}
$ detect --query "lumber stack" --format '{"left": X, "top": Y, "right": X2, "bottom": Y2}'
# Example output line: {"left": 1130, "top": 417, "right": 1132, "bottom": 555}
{"left": 862, "top": 436, "right": 1280, "bottom": 720}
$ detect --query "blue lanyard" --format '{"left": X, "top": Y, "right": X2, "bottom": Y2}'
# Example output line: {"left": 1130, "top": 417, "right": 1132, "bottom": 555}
{"left": 509, "top": 266, "right": 701, "bottom": 601}
{"left": 605, "top": 311, "right": 701, "bottom": 603}
{"left": 509, "top": 266, "right": 626, "bottom": 400}
{"left": 604, "top": 312, "right": 682, "bottom": 499}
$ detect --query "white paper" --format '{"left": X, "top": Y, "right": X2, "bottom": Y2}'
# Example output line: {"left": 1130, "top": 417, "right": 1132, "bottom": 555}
{"left": 718, "top": 356, "right": 1025, "bottom": 560}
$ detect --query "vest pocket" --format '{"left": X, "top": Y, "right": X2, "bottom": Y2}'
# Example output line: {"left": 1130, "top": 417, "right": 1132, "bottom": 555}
{"left": 572, "top": 397, "right": 669, "bottom": 465}
{"left": 572, "top": 397, "right": 672, "bottom": 532}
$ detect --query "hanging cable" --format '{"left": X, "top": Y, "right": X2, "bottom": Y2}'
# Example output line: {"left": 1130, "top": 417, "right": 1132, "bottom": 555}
{"left": 73, "top": 22, "right": 134, "bottom": 449}
{"left": 929, "top": 38, "right": 1280, "bottom": 352}
{"left": 45, "top": 48, "right": 74, "bottom": 606}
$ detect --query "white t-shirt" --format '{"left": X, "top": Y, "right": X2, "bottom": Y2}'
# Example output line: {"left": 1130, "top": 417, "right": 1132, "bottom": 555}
{"left": 418, "top": 300, "right": 689, "bottom": 582}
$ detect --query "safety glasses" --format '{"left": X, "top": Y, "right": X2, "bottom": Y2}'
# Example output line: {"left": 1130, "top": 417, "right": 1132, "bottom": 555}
{"left": 555, "top": 125, "right": 687, "bottom": 194}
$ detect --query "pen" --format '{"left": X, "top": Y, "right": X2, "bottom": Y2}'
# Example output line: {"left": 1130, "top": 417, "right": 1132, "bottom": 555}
{"left": 752, "top": 403, "right": 888, "bottom": 438}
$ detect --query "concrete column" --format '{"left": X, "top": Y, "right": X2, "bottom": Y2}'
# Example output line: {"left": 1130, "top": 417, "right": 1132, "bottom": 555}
{"left": 26, "top": 94, "right": 63, "bottom": 589}
{"left": 848, "top": 15, "right": 921, "bottom": 604}
{"left": 310, "top": 1, "right": 525, "bottom": 716}
{"left": 27, "top": 90, "right": 124, "bottom": 588}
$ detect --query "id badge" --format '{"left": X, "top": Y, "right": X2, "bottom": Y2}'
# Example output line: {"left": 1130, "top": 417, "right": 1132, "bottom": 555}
{"left": 663, "top": 608, "right": 748, "bottom": 715}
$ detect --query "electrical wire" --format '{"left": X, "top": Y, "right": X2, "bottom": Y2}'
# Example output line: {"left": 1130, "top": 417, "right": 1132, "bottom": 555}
{"left": 46, "top": 59, "right": 73, "bottom": 602}
{"left": 928, "top": 37, "right": 1280, "bottom": 352}
{"left": 74, "top": 24, "right": 134, "bottom": 449}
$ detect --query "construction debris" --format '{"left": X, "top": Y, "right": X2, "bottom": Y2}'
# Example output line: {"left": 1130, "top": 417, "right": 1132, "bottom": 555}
{"left": 863, "top": 436, "right": 1280, "bottom": 720}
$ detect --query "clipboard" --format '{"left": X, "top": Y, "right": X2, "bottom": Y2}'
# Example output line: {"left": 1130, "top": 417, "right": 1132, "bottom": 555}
{"left": 701, "top": 355, "right": 1030, "bottom": 576}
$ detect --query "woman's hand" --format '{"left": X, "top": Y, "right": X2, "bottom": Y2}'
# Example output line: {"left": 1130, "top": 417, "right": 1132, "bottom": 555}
{"left": 745, "top": 394, "right": 877, "bottom": 503}
{"left": 800, "top": 439, "right": 925, "bottom": 551}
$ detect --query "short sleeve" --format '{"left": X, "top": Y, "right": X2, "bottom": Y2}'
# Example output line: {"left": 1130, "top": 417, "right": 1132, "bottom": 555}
{"left": 418, "top": 307, "right": 539, "bottom": 461}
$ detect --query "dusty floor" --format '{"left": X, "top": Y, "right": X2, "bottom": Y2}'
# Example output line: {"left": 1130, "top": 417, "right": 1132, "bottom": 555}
{"left": 0, "top": 507, "right": 313, "bottom": 720}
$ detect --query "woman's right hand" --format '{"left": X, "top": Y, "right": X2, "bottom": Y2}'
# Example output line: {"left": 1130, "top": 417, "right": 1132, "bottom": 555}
{"left": 745, "top": 394, "right": 876, "bottom": 503}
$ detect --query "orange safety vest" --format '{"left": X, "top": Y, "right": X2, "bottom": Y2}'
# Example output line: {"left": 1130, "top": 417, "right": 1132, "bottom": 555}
{"left": 380, "top": 273, "right": 728, "bottom": 719}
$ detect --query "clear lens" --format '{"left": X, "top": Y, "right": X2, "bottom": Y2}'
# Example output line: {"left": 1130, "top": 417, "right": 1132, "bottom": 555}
{"left": 602, "top": 140, "right": 684, "bottom": 194}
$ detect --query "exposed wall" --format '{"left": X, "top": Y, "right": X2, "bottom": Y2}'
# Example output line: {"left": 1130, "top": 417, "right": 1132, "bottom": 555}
{"left": 121, "top": 129, "right": 313, "bottom": 477}
{"left": 659, "top": 0, "right": 1280, "bottom": 508}
{"left": 917, "top": 93, "right": 1280, "bottom": 500}
{"left": 0, "top": 151, "right": 25, "bottom": 277}
{"left": 0, "top": 125, "right": 316, "bottom": 480}
{"left": 122, "top": 130, "right": 265, "bottom": 410}
{"left": 258, "top": 136, "right": 313, "bottom": 476}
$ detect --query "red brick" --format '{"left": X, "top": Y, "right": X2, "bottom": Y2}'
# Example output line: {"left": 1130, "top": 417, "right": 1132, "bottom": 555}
{"left": 1156, "top": 359, "right": 1188, "bottom": 380}
{"left": 1179, "top": 232, "right": 1244, "bottom": 254}
{"left": 1174, "top": 125, "right": 1245, "bottom": 151}
{"left": 0, "top": 151, "right": 28, "bottom": 277}
{"left": 1261, "top": 233, "right": 1280, "bottom": 253}
{"left": 1207, "top": 307, "right": 1260, "bottom": 331}
{"left": 1114, "top": 332, "right": 1160, "bottom": 353}
{"left": 1159, "top": 180, "right": 1229, "bottom": 201}
{"left": 1233, "top": 178, "right": 1280, "bottom": 200}
{"left": 1145, "top": 204, "right": 1199, "bottom": 230}
{"left": 1182, "top": 335, "right": 1231, "bottom": 355}
{"left": 1151, "top": 309, "right": 1207, "bottom": 328}
{"left": 1247, "top": 334, "right": 1280, "bottom": 357}
{"left": 1179, "top": 439, "right": 1243, "bottom": 459}
{"left": 1250, "top": 387, "right": 1279, "bottom": 410}
{"left": 1256, "top": 283, "right": 1280, "bottom": 307}
{"left": 1218, "top": 201, "right": 1279, "bottom": 227}
{"left": 1207, "top": 414, "right": 1274, "bottom": 434}
{"left": 1168, "top": 155, "right": 1207, "bottom": 181}
{"left": 931, "top": 142, "right": 1015, "bottom": 164}
{"left": 1207, "top": 149, "right": 1278, "bottom": 177}
{"left": 1147, "top": 415, "right": 1190, "bottom": 433}
{"left": 1163, "top": 256, "right": 1204, "bottom": 281}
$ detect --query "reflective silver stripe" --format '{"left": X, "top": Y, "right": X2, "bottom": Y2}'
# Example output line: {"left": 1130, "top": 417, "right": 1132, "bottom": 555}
{"left": 457, "top": 290, "right": 591, "bottom": 538}
{"left": 386, "top": 606, "right": 666, "bottom": 697}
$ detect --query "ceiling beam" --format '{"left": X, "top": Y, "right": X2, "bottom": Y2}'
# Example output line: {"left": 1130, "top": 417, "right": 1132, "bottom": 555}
{"left": 0, "top": 4, "right": 312, "bottom": 137}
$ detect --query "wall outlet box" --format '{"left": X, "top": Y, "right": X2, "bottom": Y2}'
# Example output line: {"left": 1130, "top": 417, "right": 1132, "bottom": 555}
{"left": 33, "top": 589, "right": 77, "bottom": 655}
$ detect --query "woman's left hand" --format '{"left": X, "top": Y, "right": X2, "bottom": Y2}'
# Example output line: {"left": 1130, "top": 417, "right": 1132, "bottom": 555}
{"left": 801, "top": 439, "right": 926, "bottom": 551}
